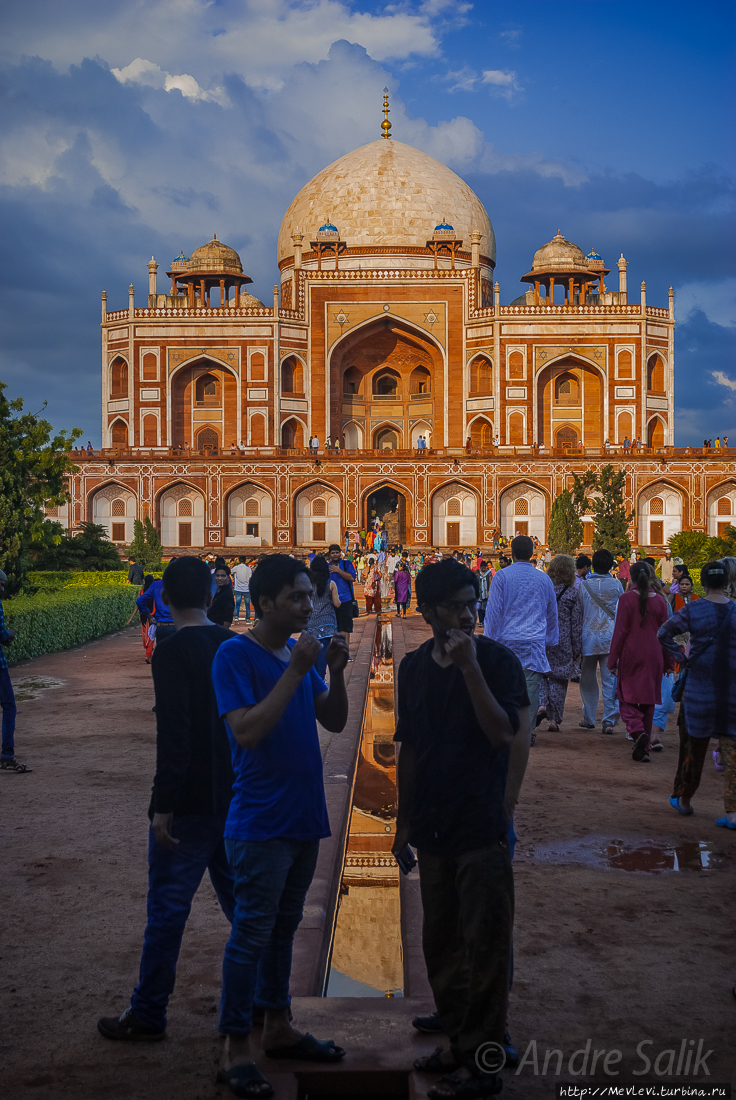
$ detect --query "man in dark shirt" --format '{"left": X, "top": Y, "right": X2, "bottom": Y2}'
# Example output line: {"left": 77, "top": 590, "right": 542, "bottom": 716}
{"left": 393, "top": 559, "right": 528, "bottom": 1098}
{"left": 127, "top": 556, "right": 144, "bottom": 586}
{"left": 98, "top": 557, "right": 235, "bottom": 1041}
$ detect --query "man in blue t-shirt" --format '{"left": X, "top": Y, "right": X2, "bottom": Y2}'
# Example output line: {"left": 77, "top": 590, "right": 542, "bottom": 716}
{"left": 327, "top": 543, "right": 357, "bottom": 650}
{"left": 212, "top": 555, "right": 349, "bottom": 1098}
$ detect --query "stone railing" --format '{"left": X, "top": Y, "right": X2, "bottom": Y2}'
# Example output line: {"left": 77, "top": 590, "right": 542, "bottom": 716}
{"left": 71, "top": 444, "right": 722, "bottom": 464}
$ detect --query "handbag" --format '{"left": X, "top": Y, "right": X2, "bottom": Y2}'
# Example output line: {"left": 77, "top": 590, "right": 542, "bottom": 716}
{"left": 670, "top": 603, "right": 734, "bottom": 703}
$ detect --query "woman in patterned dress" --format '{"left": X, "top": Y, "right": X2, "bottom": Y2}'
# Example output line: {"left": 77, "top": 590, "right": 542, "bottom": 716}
{"left": 538, "top": 554, "right": 583, "bottom": 731}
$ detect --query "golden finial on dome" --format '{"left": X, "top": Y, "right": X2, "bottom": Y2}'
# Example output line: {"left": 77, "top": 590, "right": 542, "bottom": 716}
{"left": 381, "top": 86, "right": 392, "bottom": 139}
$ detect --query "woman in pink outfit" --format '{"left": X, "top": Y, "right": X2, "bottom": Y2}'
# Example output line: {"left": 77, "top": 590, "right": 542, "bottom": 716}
{"left": 608, "top": 562, "right": 673, "bottom": 763}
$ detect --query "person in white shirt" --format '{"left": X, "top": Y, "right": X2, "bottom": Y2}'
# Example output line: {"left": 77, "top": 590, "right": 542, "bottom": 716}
{"left": 238, "top": 440, "right": 246, "bottom": 454}
{"left": 309, "top": 436, "right": 319, "bottom": 452}
{"left": 386, "top": 552, "right": 399, "bottom": 575}
{"left": 658, "top": 549, "right": 674, "bottom": 584}
{"left": 485, "top": 534, "right": 559, "bottom": 752}
{"left": 231, "top": 556, "right": 253, "bottom": 623}
{"left": 578, "top": 549, "right": 623, "bottom": 732}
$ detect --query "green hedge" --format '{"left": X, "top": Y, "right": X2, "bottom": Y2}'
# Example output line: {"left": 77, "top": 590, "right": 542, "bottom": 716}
{"left": 3, "top": 585, "right": 140, "bottom": 665}
{"left": 26, "top": 570, "right": 163, "bottom": 591}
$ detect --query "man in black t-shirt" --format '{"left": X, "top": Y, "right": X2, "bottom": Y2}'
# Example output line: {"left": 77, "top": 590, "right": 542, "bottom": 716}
{"left": 393, "top": 559, "right": 528, "bottom": 1097}
{"left": 98, "top": 558, "right": 236, "bottom": 1042}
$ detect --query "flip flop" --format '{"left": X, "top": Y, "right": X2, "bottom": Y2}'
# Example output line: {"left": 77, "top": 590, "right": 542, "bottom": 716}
{"left": 669, "top": 796, "right": 693, "bottom": 816}
{"left": 216, "top": 1063, "right": 274, "bottom": 1098}
{"left": 264, "top": 1032, "right": 345, "bottom": 1062}
{"left": 632, "top": 733, "right": 650, "bottom": 762}
{"left": 715, "top": 817, "right": 736, "bottom": 830}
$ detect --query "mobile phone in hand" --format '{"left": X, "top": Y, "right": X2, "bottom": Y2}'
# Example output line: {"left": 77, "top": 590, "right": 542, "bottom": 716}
{"left": 395, "top": 844, "right": 417, "bottom": 875}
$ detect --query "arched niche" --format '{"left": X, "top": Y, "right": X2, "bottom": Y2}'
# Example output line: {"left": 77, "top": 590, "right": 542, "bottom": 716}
{"left": 281, "top": 417, "right": 305, "bottom": 449}
{"left": 170, "top": 357, "right": 236, "bottom": 449}
{"left": 432, "top": 483, "right": 478, "bottom": 547}
{"left": 706, "top": 481, "right": 736, "bottom": 537}
{"left": 329, "top": 316, "right": 442, "bottom": 442}
{"left": 343, "top": 421, "right": 363, "bottom": 450}
{"left": 110, "top": 419, "right": 128, "bottom": 447}
{"left": 468, "top": 416, "right": 493, "bottom": 450}
{"left": 281, "top": 356, "right": 304, "bottom": 394}
{"left": 295, "top": 484, "right": 341, "bottom": 546}
{"left": 647, "top": 353, "right": 665, "bottom": 392}
{"left": 647, "top": 416, "right": 666, "bottom": 450}
{"left": 91, "top": 484, "right": 136, "bottom": 544}
{"left": 227, "top": 483, "right": 273, "bottom": 546}
{"left": 500, "top": 483, "right": 546, "bottom": 541}
{"left": 469, "top": 355, "right": 492, "bottom": 394}
{"left": 410, "top": 420, "right": 432, "bottom": 448}
{"left": 637, "top": 482, "right": 683, "bottom": 547}
{"left": 110, "top": 357, "right": 128, "bottom": 397}
{"left": 536, "top": 356, "right": 604, "bottom": 449}
{"left": 374, "top": 424, "right": 401, "bottom": 450}
{"left": 159, "top": 484, "right": 205, "bottom": 548}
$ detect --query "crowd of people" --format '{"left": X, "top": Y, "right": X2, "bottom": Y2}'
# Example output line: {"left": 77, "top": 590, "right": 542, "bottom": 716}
{"left": 2, "top": 531, "right": 734, "bottom": 1099}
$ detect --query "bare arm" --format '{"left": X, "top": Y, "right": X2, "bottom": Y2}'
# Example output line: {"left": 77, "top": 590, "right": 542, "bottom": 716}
{"left": 330, "top": 580, "right": 341, "bottom": 608}
{"left": 444, "top": 631, "right": 514, "bottom": 749}
{"left": 392, "top": 741, "right": 417, "bottom": 857}
{"left": 504, "top": 705, "right": 530, "bottom": 819}
{"left": 225, "top": 633, "right": 322, "bottom": 749}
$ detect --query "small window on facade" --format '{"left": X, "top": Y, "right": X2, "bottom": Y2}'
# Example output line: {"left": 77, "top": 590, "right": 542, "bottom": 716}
{"left": 245, "top": 499, "right": 259, "bottom": 516}
{"left": 312, "top": 521, "right": 326, "bottom": 542}
{"left": 717, "top": 497, "right": 732, "bottom": 516}
{"left": 312, "top": 498, "right": 326, "bottom": 516}
{"left": 179, "top": 498, "right": 193, "bottom": 517}
{"left": 446, "top": 498, "right": 461, "bottom": 516}
{"left": 515, "top": 498, "right": 529, "bottom": 516}
{"left": 649, "top": 497, "right": 664, "bottom": 515}
{"left": 111, "top": 499, "right": 126, "bottom": 516}
{"left": 111, "top": 523, "right": 126, "bottom": 542}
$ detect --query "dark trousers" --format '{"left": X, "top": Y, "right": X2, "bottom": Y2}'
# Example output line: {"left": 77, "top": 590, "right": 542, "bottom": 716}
{"left": 130, "top": 813, "right": 235, "bottom": 1030}
{"left": 418, "top": 839, "right": 514, "bottom": 1067}
{"left": 672, "top": 708, "right": 710, "bottom": 802}
{"left": 0, "top": 667, "right": 17, "bottom": 758}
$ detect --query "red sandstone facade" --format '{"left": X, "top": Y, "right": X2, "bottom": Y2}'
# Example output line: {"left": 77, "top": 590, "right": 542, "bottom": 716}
{"left": 52, "top": 137, "right": 736, "bottom": 552}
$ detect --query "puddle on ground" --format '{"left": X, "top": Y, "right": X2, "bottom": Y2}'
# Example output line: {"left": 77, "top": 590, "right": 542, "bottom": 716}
{"left": 530, "top": 835, "right": 727, "bottom": 873}
{"left": 327, "top": 617, "right": 403, "bottom": 998}
{"left": 11, "top": 676, "right": 66, "bottom": 702}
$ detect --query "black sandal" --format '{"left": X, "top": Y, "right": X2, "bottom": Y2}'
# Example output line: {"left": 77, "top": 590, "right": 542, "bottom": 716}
{"left": 428, "top": 1071, "right": 502, "bottom": 1099}
{"left": 414, "top": 1047, "right": 460, "bottom": 1074}
{"left": 264, "top": 1032, "right": 345, "bottom": 1062}
{"left": 1, "top": 757, "right": 32, "bottom": 773}
{"left": 216, "top": 1062, "right": 273, "bottom": 1098}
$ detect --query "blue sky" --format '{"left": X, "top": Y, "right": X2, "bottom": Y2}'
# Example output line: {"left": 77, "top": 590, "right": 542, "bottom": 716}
{"left": 1, "top": 0, "right": 734, "bottom": 444}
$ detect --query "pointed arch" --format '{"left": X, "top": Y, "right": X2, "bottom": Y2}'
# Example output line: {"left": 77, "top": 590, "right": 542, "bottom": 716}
{"left": 646, "top": 415, "right": 666, "bottom": 450}
{"left": 469, "top": 355, "right": 493, "bottom": 395}
{"left": 226, "top": 481, "right": 274, "bottom": 545}
{"left": 468, "top": 415, "right": 494, "bottom": 450}
{"left": 110, "top": 419, "right": 128, "bottom": 447}
{"left": 157, "top": 480, "right": 206, "bottom": 548}
{"left": 499, "top": 481, "right": 549, "bottom": 541}
{"left": 636, "top": 480, "right": 684, "bottom": 546}
{"left": 281, "top": 416, "right": 306, "bottom": 449}
{"left": 110, "top": 356, "right": 128, "bottom": 397}
{"left": 294, "top": 480, "right": 343, "bottom": 545}
{"left": 707, "top": 480, "right": 736, "bottom": 536}
{"left": 647, "top": 353, "right": 665, "bottom": 391}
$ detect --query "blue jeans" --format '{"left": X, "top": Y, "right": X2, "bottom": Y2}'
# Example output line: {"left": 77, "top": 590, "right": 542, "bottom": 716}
{"left": 653, "top": 672, "right": 676, "bottom": 730}
{"left": 130, "top": 813, "right": 235, "bottom": 1030}
{"left": 219, "top": 836, "right": 320, "bottom": 1035}
{"left": 0, "top": 667, "right": 17, "bottom": 758}
{"left": 234, "top": 593, "right": 251, "bottom": 621}
{"left": 580, "top": 654, "right": 619, "bottom": 726}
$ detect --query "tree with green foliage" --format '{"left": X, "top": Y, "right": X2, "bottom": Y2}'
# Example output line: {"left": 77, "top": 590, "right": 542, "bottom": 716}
{"left": 668, "top": 531, "right": 712, "bottom": 567}
{"left": 33, "top": 522, "right": 124, "bottom": 572}
{"left": 127, "top": 516, "right": 163, "bottom": 573}
{"left": 0, "top": 382, "right": 81, "bottom": 594}
{"left": 570, "top": 465, "right": 633, "bottom": 556}
{"left": 547, "top": 489, "right": 584, "bottom": 553}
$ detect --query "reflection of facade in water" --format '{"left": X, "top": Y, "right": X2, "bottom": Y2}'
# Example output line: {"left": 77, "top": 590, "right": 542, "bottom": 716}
{"left": 329, "top": 622, "right": 403, "bottom": 994}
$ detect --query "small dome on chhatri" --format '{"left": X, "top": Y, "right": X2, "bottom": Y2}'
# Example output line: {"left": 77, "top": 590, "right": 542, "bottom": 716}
{"left": 187, "top": 234, "right": 243, "bottom": 275}
{"left": 531, "top": 230, "right": 587, "bottom": 273}
{"left": 171, "top": 250, "right": 189, "bottom": 265}
{"left": 318, "top": 220, "right": 338, "bottom": 233}
{"left": 434, "top": 218, "right": 455, "bottom": 232}
{"left": 586, "top": 247, "right": 602, "bottom": 262}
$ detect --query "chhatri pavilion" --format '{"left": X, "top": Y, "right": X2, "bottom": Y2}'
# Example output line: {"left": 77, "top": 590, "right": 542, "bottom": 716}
{"left": 55, "top": 97, "right": 736, "bottom": 552}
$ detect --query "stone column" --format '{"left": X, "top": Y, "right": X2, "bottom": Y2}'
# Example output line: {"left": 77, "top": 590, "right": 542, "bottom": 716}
{"left": 147, "top": 257, "right": 158, "bottom": 302}
{"left": 292, "top": 232, "right": 304, "bottom": 269}
{"left": 101, "top": 290, "right": 107, "bottom": 322}
{"left": 617, "top": 253, "right": 628, "bottom": 303}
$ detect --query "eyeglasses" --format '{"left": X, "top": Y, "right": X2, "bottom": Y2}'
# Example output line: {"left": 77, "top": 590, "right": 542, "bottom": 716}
{"left": 437, "top": 600, "right": 478, "bottom": 614}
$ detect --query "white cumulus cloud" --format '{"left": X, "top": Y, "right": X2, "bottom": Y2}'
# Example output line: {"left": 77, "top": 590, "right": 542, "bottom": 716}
{"left": 111, "top": 57, "right": 227, "bottom": 104}
{"left": 713, "top": 371, "right": 736, "bottom": 391}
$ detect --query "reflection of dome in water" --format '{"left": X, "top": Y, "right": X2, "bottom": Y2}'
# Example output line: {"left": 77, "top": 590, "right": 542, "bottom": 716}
{"left": 278, "top": 139, "right": 495, "bottom": 264}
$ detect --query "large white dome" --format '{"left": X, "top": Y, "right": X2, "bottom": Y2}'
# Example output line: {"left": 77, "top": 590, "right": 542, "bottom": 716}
{"left": 277, "top": 139, "right": 495, "bottom": 265}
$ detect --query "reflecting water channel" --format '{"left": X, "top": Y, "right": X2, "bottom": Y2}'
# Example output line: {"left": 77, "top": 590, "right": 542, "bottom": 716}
{"left": 327, "top": 618, "right": 403, "bottom": 998}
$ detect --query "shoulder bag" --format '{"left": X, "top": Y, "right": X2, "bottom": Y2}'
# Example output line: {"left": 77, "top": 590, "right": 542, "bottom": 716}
{"left": 581, "top": 578, "right": 615, "bottom": 620}
{"left": 671, "top": 603, "right": 734, "bottom": 703}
